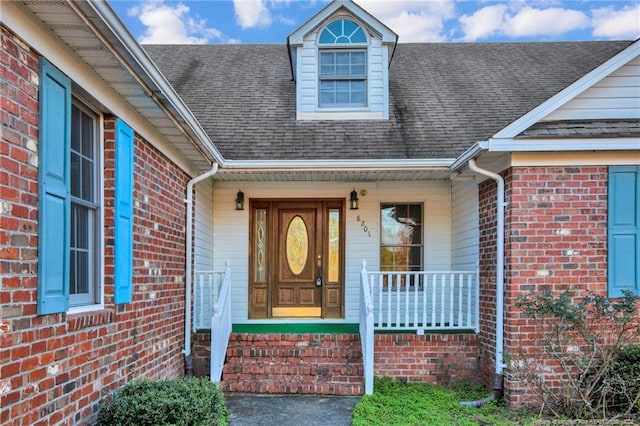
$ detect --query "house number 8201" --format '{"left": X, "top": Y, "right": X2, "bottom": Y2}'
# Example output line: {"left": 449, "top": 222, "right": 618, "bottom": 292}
{"left": 356, "top": 215, "right": 371, "bottom": 237}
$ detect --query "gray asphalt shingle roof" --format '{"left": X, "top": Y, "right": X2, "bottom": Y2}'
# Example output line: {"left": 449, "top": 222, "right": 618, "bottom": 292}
{"left": 144, "top": 41, "right": 631, "bottom": 161}
{"left": 518, "top": 120, "right": 640, "bottom": 138}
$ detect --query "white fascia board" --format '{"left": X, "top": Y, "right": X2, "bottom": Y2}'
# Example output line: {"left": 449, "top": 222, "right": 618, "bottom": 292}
{"left": 487, "top": 137, "right": 640, "bottom": 152}
{"left": 87, "top": 0, "right": 225, "bottom": 165}
{"left": 287, "top": 0, "right": 397, "bottom": 45}
{"left": 221, "top": 158, "right": 454, "bottom": 171}
{"left": 450, "top": 141, "right": 489, "bottom": 172}
{"left": 493, "top": 40, "right": 640, "bottom": 139}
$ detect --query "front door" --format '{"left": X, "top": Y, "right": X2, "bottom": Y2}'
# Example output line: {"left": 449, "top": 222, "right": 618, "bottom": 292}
{"left": 273, "top": 202, "right": 322, "bottom": 317}
{"left": 249, "top": 199, "right": 344, "bottom": 319}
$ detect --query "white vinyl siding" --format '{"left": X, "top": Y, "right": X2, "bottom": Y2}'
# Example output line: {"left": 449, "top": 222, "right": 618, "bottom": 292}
{"left": 544, "top": 56, "right": 640, "bottom": 121}
{"left": 194, "top": 178, "right": 215, "bottom": 271}
{"left": 451, "top": 179, "right": 479, "bottom": 271}
{"left": 211, "top": 181, "right": 452, "bottom": 324}
{"left": 297, "top": 31, "right": 387, "bottom": 119}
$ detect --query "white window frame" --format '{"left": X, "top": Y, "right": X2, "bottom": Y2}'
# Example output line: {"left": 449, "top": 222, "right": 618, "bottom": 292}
{"left": 68, "top": 97, "right": 104, "bottom": 313}
{"left": 318, "top": 48, "right": 368, "bottom": 109}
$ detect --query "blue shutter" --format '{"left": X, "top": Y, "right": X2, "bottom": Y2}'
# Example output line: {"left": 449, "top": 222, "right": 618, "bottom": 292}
{"left": 37, "top": 59, "right": 71, "bottom": 314}
{"left": 608, "top": 166, "right": 640, "bottom": 297}
{"left": 114, "top": 119, "right": 134, "bottom": 304}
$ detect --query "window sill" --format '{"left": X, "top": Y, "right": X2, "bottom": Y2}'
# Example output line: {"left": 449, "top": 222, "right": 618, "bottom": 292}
{"left": 296, "top": 111, "right": 384, "bottom": 121}
{"left": 67, "top": 309, "right": 113, "bottom": 331}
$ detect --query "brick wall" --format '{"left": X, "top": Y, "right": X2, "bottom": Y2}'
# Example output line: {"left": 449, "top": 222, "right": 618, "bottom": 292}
{"left": 502, "top": 166, "right": 612, "bottom": 408}
{"left": 1, "top": 27, "right": 189, "bottom": 425}
{"left": 477, "top": 176, "right": 500, "bottom": 389}
{"left": 373, "top": 333, "right": 478, "bottom": 385}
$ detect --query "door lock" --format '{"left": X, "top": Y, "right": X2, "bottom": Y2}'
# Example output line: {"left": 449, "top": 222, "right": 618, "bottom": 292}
{"left": 316, "top": 255, "right": 322, "bottom": 286}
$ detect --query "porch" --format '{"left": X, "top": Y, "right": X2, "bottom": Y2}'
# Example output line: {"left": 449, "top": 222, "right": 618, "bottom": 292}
{"left": 192, "top": 261, "right": 479, "bottom": 395}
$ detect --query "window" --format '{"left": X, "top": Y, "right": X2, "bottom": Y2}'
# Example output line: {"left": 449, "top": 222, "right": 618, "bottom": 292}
{"left": 318, "top": 19, "right": 367, "bottom": 108}
{"left": 319, "top": 19, "right": 367, "bottom": 44}
{"left": 69, "top": 102, "right": 101, "bottom": 307}
{"left": 608, "top": 166, "right": 639, "bottom": 297}
{"left": 38, "top": 58, "right": 132, "bottom": 315}
{"left": 319, "top": 51, "right": 366, "bottom": 107}
{"left": 380, "top": 203, "right": 423, "bottom": 287}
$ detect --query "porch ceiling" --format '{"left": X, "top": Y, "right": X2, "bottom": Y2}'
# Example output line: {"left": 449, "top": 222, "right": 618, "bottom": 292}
{"left": 16, "top": 0, "right": 216, "bottom": 173}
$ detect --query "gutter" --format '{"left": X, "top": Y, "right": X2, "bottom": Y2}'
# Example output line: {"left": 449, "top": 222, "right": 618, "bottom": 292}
{"left": 183, "top": 164, "right": 219, "bottom": 376}
{"left": 468, "top": 159, "right": 507, "bottom": 400}
{"left": 221, "top": 158, "right": 454, "bottom": 170}
{"left": 450, "top": 141, "right": 488, "bottom": 173}
{"left": 85, "top": 0, "right": 226, "bottom": 166}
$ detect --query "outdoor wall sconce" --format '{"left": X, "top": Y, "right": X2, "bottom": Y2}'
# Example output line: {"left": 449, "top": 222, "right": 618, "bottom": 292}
{"left": 235, "top": 190, "right": 245, "bottom": 211}
{"left": 350, "top": 189, "right": 359, "bottom": 210}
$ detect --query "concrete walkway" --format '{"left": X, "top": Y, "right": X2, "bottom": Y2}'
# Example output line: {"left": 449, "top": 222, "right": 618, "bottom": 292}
{"left": 225, "top": 394, "right": 360, "bottom": 426}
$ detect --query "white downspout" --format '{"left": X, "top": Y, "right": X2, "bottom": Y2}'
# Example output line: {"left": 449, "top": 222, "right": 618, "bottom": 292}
{"left": 468, "top": 159, "right": 507, "bottom": 395}
{"left": 183, "top": 164, "right": 219, "bottom": 375}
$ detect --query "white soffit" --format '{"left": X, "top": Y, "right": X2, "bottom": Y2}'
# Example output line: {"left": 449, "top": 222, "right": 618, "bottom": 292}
{"left": 13, "top": 0, "right": 217, "bottom": 174}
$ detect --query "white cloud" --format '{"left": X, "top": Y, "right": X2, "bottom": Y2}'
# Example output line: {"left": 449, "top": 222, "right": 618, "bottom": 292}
{"left": 383, "top": 11, "right": 448, "bottom": 42}
{"left": 355, "top": 0, "right": 456, "bottom": 42}
{"left": 460, "top": 5, "right": 507, "bottom": 41}
{"left": 128, "top": 0, "right": 227, "bottom": 44}
{"left": 502, "top": 7, "right": 589, "bottom": 37}
{"left": 233, "top": 0, "right": 272, "bottom": 29}
{"left": 459, "top": 4, "right": 590, "bottom": 41}
{"left": 592, "top": 5, "right": 640, "bottom": 39}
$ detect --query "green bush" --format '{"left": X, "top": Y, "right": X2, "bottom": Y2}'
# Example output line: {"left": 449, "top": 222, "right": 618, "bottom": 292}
{"left": 599, "top": 344, "right": 640, "bottom": 414}
{"left": 97, "top": 377, "right": 228, "bottom": 426}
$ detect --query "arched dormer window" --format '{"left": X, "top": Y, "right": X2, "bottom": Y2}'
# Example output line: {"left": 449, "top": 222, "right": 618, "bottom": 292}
{"left": 319, "top": 19, "right": 367, "bottom": 44}
{"left": 318, "top": 19, "right": 367, "bottom": 108}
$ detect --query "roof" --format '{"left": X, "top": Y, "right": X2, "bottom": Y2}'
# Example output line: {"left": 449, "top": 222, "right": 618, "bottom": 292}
{"left": 144, "top": 41, "right": 631, "bottom": 162}
{"left": 518, "top": 120, "right": 640, "bottom": 139}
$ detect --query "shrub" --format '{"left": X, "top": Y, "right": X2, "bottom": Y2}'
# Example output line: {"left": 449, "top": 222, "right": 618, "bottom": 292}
{"left": 598, "top": 344, "right": 640, "bottom": 415}
{"left": 511, "top": 289, "right": 640, "bottom": 421}
{"left": 97, "top": 377, "right": 228, "bottom": 426}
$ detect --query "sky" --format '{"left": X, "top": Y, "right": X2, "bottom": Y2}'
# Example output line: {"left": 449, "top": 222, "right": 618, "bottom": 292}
{"left": 107, "top": 0, "right": 640, "bottom": 44}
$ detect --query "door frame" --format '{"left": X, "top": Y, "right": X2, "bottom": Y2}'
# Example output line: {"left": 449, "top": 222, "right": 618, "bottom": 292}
{"left": 248, "top": 198, "right": 345, "bottom": 319}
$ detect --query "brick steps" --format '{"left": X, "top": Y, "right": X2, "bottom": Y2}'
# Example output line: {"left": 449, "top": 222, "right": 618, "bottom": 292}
{"left": 221, "top": 333, "right": 364, "bottom": 395}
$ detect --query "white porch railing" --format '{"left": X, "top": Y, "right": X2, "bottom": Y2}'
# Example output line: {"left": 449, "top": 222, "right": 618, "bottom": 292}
{"left": 194, "top": 261, "right": 232, "bottom": 383}
{"left": 365, "top": 267, "right": 479, "bottom": 332}
{"left": 359, "top": 260, "right": 479, "bottom": 394}
{"left": 359, "top": 260, "right": 375, "bottom": 395}
{"left": 194, "top": 268, "right": 226, "bottom": 331}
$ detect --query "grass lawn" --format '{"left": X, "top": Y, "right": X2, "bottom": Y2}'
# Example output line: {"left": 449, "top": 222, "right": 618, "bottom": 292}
{"left": 352, "top": 378, "right": 536, "bottom": 426}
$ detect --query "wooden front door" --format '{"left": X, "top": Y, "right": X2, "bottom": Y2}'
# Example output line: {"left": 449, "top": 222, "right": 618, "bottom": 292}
{"left": 273, "top": 202, "right": 322, "bottom": 317}
{"left": 249, "top": 200, "right": 344, "bottom": 319}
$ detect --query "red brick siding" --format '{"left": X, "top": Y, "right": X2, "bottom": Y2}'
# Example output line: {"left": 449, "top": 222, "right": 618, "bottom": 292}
{"left": 374, "top": 333, "right": 478, "bottom": 385}
{"left": 477, "top": 176, "right": 500, "bottom": 389}
{"left": 477, "top": 166, "right": 639, "bottom": 409}
{"left": 1, "top": 27, "right": 189, "bottom": 425}
{"left": 502, "top": 166, "right": 612, "bottom": 408}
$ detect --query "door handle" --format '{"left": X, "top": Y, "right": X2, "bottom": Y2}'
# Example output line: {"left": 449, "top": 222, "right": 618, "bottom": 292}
{"left": 316, "top": 255, "right": 322, "bottom": 287}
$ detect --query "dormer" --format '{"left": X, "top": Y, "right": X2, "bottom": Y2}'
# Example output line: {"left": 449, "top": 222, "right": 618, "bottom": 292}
{"left": 287, "top": 0, "right": 398, "bottom": 120}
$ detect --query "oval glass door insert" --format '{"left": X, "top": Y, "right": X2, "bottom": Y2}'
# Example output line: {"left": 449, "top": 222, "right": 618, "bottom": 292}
{"left": 286, "top": 216, "right": 308, "bottom": 275}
